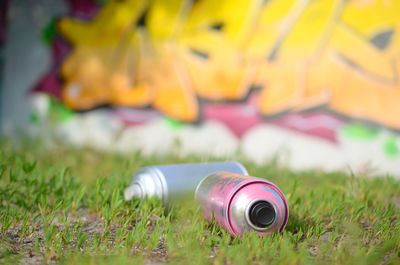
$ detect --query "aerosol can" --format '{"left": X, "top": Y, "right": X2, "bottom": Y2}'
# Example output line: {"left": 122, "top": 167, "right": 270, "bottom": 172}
{"left": 124, "top": 162, "right": 248, "bottom": 205}
{"left": 195, "top": 171, "right": 289, "bottom": 236}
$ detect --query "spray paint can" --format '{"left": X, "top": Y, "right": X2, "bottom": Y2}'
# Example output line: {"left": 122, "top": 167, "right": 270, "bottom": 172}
{"left": 124, "top": 162, "right": 248, "bottom": 205}
{"left": 195, "top": 171, "right": 289, "bottom": 236}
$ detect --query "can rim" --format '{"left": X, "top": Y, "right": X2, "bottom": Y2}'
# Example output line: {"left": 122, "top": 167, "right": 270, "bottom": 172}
{"left": 244, "top": 198, "right": 279, "bottom": 232}
{"left": 225, "top": 178, "right": 289, "bottom": 235}
{"left": 138, "top": 167, "right": 167, "bottom": 204}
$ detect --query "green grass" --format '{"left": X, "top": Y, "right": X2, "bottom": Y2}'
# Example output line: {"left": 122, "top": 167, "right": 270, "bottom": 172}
{"left": 0, "top": 139, "right": 399, "bottom": 264}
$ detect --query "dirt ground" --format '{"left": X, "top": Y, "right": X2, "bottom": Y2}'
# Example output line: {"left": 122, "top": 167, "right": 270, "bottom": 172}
{"left": 1, "top": 209, "right": 167, "bottom": 264}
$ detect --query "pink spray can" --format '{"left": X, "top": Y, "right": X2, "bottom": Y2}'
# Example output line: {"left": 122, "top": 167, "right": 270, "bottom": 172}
{"left": 195, "top": 172, "right": 289, "bottom": 236}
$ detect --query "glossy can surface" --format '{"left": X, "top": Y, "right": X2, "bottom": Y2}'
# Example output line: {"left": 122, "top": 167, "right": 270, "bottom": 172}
{"left": 195, "top": 172, "right": 289, "bottom": 236}
{"left": 124, "top": 162, "right": 248, "bottom": 205}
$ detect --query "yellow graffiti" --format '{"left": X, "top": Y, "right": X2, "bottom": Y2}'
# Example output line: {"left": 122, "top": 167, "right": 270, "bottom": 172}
{"left": 58, "top": 0, "right": 400, "bottom": 128}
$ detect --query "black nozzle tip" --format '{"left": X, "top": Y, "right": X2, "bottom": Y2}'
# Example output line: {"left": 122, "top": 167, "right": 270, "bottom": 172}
{"left": 249, "top": 201, "right": 276, "bottom": 228}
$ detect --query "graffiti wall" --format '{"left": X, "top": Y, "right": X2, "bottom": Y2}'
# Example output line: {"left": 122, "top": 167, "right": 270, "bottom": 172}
{"left": 0, "top": 0, "right": 8, "bottom": 122}
{"left": 11, "top": 0, "right": 400, "bottom": 175}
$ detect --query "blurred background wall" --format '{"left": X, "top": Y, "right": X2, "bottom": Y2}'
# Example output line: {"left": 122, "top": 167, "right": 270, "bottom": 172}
{"left": 1, "top": 0, "right": 400, "bottom": 176}
{"left": 1, "top": 0, "right": 66, "bottom": 132}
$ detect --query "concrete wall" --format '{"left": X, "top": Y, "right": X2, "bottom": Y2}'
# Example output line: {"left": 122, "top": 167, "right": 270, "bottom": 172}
{"left": 1, "top": 0, "right": 66, "bottom": 134}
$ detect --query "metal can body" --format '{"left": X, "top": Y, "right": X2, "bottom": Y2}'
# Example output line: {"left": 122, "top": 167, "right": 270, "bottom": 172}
{"left": 124, "top": 162, "right": 248, "bottom": 205}
{"left": 195, "top": 172, "right": 289, "bottom": 236}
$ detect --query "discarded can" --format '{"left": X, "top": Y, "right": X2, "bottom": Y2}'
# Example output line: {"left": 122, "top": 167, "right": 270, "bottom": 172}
{"left": 124, "top": 162, "right": 248, "bottom": 205}
{"left": 195, "top": 172, "right": 289, "bottom": 236}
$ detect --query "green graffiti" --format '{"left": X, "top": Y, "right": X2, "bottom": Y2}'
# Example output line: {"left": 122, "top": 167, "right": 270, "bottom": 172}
{"left": 383, "top": 136, "right": 399, "bottom": 158}
{"left": 163, "top": 117, "right": 184, "bottom": 131}
{"left": 49, "top": 98, "right": 75, "bottom": 122}
{"left": 41, "top": 19, "right": 57, "bottom": 45}
{"left": 340, "top": 123, "right": 379, "bottom": 140}
{"left": 94, "top": 0, "right": 108, "bottom": 4}
{"left": 30, "top": 113, "right": 39, "bottom": 124}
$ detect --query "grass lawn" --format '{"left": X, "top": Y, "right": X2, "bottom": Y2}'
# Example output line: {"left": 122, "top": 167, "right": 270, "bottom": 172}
{"left": 0, "top": 139, "right": 399, "bottom": 264}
